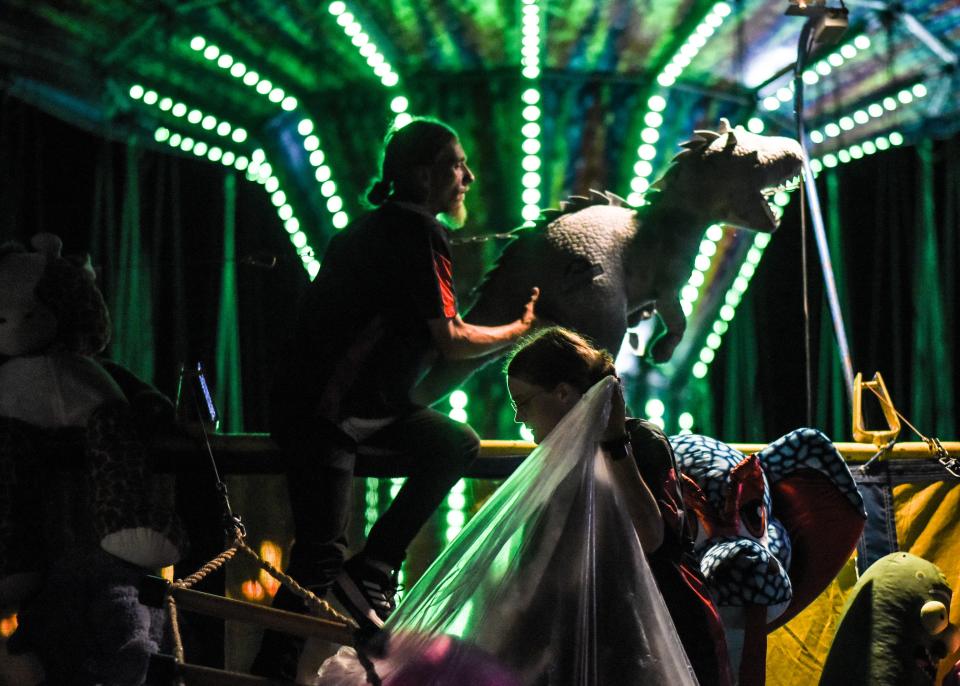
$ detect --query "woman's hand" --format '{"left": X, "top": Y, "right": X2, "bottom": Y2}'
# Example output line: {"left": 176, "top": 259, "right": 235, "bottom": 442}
{"left": 601, "top": 378, "right": 627, "bottom": 443}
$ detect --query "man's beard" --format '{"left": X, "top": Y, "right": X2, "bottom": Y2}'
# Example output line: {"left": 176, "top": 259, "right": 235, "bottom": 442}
{"left": 439, "top": 200, "right": 468, "bottom": 229}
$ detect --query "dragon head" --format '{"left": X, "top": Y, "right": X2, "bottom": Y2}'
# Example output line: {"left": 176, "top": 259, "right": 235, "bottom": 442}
{"left": 651, "top": 118, "right": 804, "bottom": 233}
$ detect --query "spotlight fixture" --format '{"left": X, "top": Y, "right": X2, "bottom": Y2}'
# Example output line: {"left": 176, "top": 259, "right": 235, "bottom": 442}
{"left": 786, "top": 0, "right": 849, "bottom": 47}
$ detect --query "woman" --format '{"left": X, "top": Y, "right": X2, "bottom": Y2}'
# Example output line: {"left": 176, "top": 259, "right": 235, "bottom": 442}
{"left": 316, "top": 327, "right": 707, "bottom": 685}
{"left": 505, "top": 326, "right": 733, "bottom": 686}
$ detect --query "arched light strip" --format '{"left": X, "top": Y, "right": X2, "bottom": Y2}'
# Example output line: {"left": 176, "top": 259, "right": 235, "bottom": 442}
{"left": 188, "top": 36, "right": 346, "bottom": 276}
{"left": 626, "top": 2, "right": 732, "bottom": 207}
{"left": 519, "top": 0, "right": 544, "bottom": 223}
{"left": 328, "top": 1, "right": 404, "bottom": 93}
{"left": 326, "top": 1, "right": 412, "bottom": 130}
{"left": 153, "top": 123, "right": 321, "bottom": 279}
{"left": 129, "top": 84, "right": 247, "bottom": 143}
{"left": 691, "top": 227, "right": 774, "bottom": 379}
{"left": 807, "top": 82, "right": 927, "bottom": 145}
{"left": 761, "top": 34, "right": 872, "bottom": 112}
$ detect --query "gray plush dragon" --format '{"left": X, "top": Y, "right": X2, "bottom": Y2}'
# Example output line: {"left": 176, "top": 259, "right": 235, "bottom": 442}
{"left": 414, "top": 119, "right": 805, "bottom": 404}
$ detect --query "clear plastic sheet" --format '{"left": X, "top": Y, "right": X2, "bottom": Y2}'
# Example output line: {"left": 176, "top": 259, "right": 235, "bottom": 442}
{"left": 314, "top": 377, "right": 698, "bottom": 686}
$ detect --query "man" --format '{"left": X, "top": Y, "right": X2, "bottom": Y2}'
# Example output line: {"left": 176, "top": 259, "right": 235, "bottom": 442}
{"left": 253, "top": 117, "right": 538, "bottom": 678}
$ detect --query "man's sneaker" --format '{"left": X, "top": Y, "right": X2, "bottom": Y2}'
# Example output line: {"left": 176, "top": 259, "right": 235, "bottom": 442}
{"left": 332, "top": 555, "right": 399, "bottom": 631}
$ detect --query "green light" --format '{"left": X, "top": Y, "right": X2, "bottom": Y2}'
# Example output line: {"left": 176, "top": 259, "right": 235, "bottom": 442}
{"left": 634, "top": 160, "right": 653, "bottom": 177}
{"left": 279, "top": 94, "right": 299, "bottom": 110}
{"left": 208, "top": 147, "right": 223, "bottom": 162}
{"left": 284, "top": 217, "right": 300, "bottom": 233}
{"left": 840, "top": 44, "right": 856, "bottom": 59}
{"left": 637, "top": 144, "right": 657, "bottom": 161}
{"left": 774, "top": 191, "right": 790, "bottom": 206}
{"left": 298, "top": 119, "right": 314, "bottom": 136}
{"left": 159, "top": 97, "right": 173, "bottom": 111}
{"left": 681, "top": 285, "right": 698, "bottom": 302}
{"left": 278, "top": 204, "right": 294, "bottom": 221}
{"left": 360, "top": 43, "right": 377, "bottom": 57}
{"left": 271, "top": 190, "right": 287, "bottom": 208}
{"left": 333, "top": 211, "right": 349, "bottom": 229}
{"left": 265, "top": 177, "right": 280, "bottom": 193}
{"left": 699, "top": 348, "right": 715, "bottom": 364}
{"left": 694, "top": 254, "right": 710, "bottom": 271}
{"left": 862, "top": 141, "right": 877, "bottom": 155}
{"left": 304, "top": 135, "right": 320, "bottom": 151}
{"left": 876, "top": 136, "right": 890, "bottom": 150}
{"left": 641, "top": 128, "right": 660, "bottom": 144}
{"left": 688, "top": 270, "right": 704, "bottom": 287}
{"left": 706, "top": 332, "right": 722, "bottom": 349}
{"left": 754, "top": 233, "right": 771, "bottom": 249}
{"left": 230, "top": 62, "right": 246, "bottom": 78}
{"left": 648, "top": 95, "right": 666, "bottom": 112}
{"left": 522, "top": 66, "right": 540, "bottom": 79}
{"left": 307, "top": 261, "right": 321, "bottom": 279}
{"left": 234, "top": 156, "right": 249, "bottom": 171}
{"left": 719, "top": 304, "right": 735, "bottom": 321}
{"left": 169, "top": 133, "right": 182, "bottom": 146}
{"left": 193, "top": 141, "right": 208, "bottom": 156}
{"left": 143, "top": 90, "right": 158, "bottom": 105}
{"left": 889, "top": 131, "right": 904, "bottom": 145}
{"left": 519, "top": 424, "right": 534, "bottom": 441}
{"left": 232, "top": 128, "right": 248, "bottom": 143}
{"left": 187, "top": 109, "right": 202, "bottom": 124}
{"left": 190, "top": 36, "right": 206, "bottom": 51}
{"left": 746, "top": 247, "right": 762, "bottom": 265}
{"left": 203, "top": 45, "right": 220, "bottom": 60}
{"left": 449, "top": 408, "right": 468, "bottom": 423}
{"left": 129, "top": 84, "right": 144, "bottom": 100}
{"left": 850, "top": 145, "right": 864, "bottom": 159}
{"left": 327, "top": 196, "right": 343, "bottom": 213}
{"left": 522, "top": 172, "right": 541, "bottom": 188}
{"left": 522, "top": 88, "right": 540, "bottom": 105}
{"left": 883, "top": 96, "right": 897, "bottom": 110}
{"left": 897, "top": 89, "right": 913, "bottom": 104}
{"left": 256, "top": 80, "right": 272, "bottom": 95}
{"left": 315, "top": 165, "right": 331, "bottom": 182}
{"left": 390, "top": 95, "right": 409, "bottom": 113}
{"left": 321, "top": 180, "right": 337, "bottom": 197}
{"left": 394, "top": 113, "right": 413, "bottom": 128}
{"left": 329, "top": 1, "right": 346, "bottom": 14}
{"left": 693, "top": 362, "right": 708, "bottom": 378}
{"left": 382, "top": 72, "right": 400, "bottom": 87}
{"left": 201, "top": 115, "right": 217, "bottom": 130}
{"left": 698, "top": 240, "right": 717, "bottom": 257}
{"left": 522, "top": 205, "right": 541, "bottom": 221}
{"left": 644, "top": 398, "right": 665, "bottom": 417}
{"left": 678, "top": 412, "right": 694, "bottom": 430}
{"left": 216, "top": 122, "right": 231, "bottom": 136}
{"left": 522, "top": 122, "right": 541, "bottom": 138}
{"left": 854, "top": 34, "right": 871, "bottom": 49}
{"left": 838, "top": 150, "right": 851, "bottom": 164}
{"left": 522, "top": 155, "right": 541, "bottom": 171}
{"left": 705, "top": 224, "right": 723, "bottom": 242}
{"left": 243, "top": 71, "right": 259, "bottom": 86}
{"left": 522, "top": 188, "right": 541, "bottom": 205}
{"left": 823, "top": 153, "right": 838, "bottom": 167}
{"left": 291, "top": 231, "right": 308, "bottom": 248}
{"left": 217, "top": 54, "right": 234, "bottom": 69}
{"left": 747, "top": 117, "right": 765, "bottom": 133}
{"left": 522, "top": 138, "right": 541, "bottom": 155}
{"left": 522, "top": 105, "right": 541, "bottom": 121}
{"left": 912, "top": 83, "right": 927, "bottom": 98}
{"left": 268, "top": 87, "right": 285, "bottom": 103}
{"left": 180, "top": 137, "right": 195, "bottom": 152}
{"left": 631, "top": 177, "right": 649, "bottom": 193}
{"left": 154, "top": 127, "right": 170, "bottom": 142}
{"left": 172, "top": 103, "right": 187, "bottom": 117}
{"left": 713, "top": 320, "right": 729, "bottom": 335}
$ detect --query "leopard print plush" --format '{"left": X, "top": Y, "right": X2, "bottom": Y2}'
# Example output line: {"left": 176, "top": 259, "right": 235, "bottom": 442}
{"left": 85, "top": 400, "right": 185, "bottom": 564}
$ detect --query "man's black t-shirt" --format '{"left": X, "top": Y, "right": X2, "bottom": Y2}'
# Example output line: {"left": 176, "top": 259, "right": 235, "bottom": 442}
{"left": 273, "top": 201, "right": 457, "bottom": 425}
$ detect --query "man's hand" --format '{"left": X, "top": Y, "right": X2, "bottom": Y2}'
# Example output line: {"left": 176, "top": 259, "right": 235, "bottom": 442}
{"left": 521, "top": 287, "right": 540, "bottom": 326}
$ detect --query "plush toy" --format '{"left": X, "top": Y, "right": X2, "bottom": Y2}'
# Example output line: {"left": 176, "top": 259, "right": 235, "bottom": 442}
{"left": 820, "top": 552, "right": 960, "bottom": 686}
{"left": 670, "top": 428, "right": 867, "bottom": 686}
{"left": 0, "top": 234, "right": 183, "bottom": 683}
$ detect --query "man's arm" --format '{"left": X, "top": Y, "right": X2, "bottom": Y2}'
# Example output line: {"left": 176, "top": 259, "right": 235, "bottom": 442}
{"left": 427, "top": 287, "right": 539, "bottom": 360}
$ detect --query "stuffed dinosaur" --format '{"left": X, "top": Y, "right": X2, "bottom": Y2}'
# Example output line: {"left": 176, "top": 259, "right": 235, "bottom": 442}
{"left": 0, "top": 234, "right": 183, "bottom": 684}
{"left": 414, "top": 119, "right": 804, "bottom": 404}
{"left": 670, "top": 428, "right": 866, "bottom": 686}
{"left": 820, "top": 552, "right": 960, "bottom": 686}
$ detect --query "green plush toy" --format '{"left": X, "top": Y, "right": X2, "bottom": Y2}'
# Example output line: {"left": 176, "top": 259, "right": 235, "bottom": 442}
{"left": 820, "top": 552, "right": 960, "bottom": 686}
{"left": 0, "top": 233, "right": 184, "bottom": 608}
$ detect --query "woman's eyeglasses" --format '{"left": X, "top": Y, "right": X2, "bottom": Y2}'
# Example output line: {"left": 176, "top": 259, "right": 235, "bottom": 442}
{"left": 510, "top": 389, "right": 547, "bottom": 413}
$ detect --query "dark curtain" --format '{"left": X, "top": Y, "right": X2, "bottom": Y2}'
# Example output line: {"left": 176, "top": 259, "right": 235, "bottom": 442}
{"left": 714, "top": 135, "right": 959, "bottom": 441}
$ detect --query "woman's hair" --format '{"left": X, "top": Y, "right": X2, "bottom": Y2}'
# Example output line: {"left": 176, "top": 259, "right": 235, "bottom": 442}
{"left": 505, "top": 326, "right": 616, "bottom": 394}
{"left": 365, "top": 117, "right": 459, "bottom": 207}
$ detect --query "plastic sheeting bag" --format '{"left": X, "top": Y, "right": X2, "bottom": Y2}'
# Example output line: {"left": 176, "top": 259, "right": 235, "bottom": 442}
{"left": 314, "top": 377, "right": 698, "bottom": 686}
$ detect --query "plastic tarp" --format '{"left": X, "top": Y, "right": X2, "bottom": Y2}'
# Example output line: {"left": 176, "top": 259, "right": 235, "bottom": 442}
{"left": 314, "top": 376, "right": 698, "bottom": 685}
